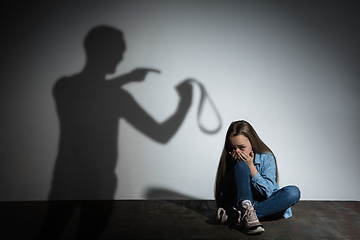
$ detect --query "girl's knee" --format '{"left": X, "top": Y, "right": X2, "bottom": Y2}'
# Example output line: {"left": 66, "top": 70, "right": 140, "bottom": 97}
{"left": 285, "top": 185, "right": 301, "bottom": 203}
{"left": 234, "top": 161, "right": 251, "bottom": 175}
{"left": 234, "top": 160, "right": 250, "bottom": 173}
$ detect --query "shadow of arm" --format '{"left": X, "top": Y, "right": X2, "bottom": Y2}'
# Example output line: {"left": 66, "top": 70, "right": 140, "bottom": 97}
{"left": 122, "top": 82, "right": 192, "bottom": 144}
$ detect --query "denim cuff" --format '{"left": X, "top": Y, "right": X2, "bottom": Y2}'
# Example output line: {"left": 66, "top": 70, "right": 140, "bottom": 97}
{"left": 251, "top": 172, "right": 261, "bottom": 184}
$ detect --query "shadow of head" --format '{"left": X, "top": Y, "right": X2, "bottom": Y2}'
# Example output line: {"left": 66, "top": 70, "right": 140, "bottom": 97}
{"left": 84, "top": 25, "right": 126, "bottom": 74}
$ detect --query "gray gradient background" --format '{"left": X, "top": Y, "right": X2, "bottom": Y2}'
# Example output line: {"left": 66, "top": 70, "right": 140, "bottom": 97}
{"left": 1, "top": 1, "right": 359, "bottom": 201}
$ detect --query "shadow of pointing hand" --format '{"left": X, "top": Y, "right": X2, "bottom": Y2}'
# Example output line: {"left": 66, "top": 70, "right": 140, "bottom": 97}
{"left": 110, "top": 68, "right": 161, "bottom": 86}
{"left": 125, "top": 68, "right": 161, "bottom": 81}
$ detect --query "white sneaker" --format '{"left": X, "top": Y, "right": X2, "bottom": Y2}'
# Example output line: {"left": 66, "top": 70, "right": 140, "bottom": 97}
{"left": 240, "top": 201, "right": 265, "bottom": 234}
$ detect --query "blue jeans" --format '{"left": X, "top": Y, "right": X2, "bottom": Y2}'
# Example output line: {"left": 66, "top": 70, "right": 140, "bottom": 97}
{"left": 233, "top": 160, "right": 300, "bottom": 219}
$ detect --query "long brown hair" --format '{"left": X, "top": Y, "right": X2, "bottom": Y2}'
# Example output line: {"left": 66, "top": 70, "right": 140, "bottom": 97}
{"left": 214, "top": 120, "right": 278, "bottom": 207}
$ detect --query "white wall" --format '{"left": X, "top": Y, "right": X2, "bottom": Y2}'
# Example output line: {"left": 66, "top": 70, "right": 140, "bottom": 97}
{"left": 1, "top": 1, "right": 359, "bottom": 201}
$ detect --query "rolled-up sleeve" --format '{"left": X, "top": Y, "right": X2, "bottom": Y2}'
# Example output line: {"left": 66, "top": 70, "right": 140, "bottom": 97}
{"left": 251, "top": 154, "right": 278, "bottom": 198}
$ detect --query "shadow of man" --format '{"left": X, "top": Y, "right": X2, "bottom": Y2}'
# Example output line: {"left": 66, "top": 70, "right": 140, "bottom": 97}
{"left": 38, "top": 25, "right": 193, "bottom": 240}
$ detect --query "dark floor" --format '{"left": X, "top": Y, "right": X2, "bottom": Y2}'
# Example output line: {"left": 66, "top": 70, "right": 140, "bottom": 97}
{"left": 0, "top": 200, "right": 359, "bottom": 239}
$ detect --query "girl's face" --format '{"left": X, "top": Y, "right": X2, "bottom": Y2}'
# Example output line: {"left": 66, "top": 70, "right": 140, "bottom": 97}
{"left": 229, "top": 135, "right": 252, "bottom": 155}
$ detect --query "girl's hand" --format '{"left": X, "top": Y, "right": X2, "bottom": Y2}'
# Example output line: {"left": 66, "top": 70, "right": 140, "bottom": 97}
{"left": 229, "top": 149, "right": 240, "bottom": 161}
{"left": 239, "top": 150, "right": 254, "bottom": 167}
{"left": 229, "top": 150, "right": 258, "bottom": 178}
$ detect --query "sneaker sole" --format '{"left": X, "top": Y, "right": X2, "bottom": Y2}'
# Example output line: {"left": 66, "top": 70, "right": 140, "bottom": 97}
{"left": 247, "top": 226, "right": 265, "bottom": 235}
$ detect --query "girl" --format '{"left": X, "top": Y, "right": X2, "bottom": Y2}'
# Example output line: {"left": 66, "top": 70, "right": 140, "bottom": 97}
{"left": 215, "top": 120, "right": 300, "bottom": 234}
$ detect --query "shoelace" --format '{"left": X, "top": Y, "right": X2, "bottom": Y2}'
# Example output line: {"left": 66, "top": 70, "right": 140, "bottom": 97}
{"left": 241, "top": 205, "right": 258, "bottom": 223}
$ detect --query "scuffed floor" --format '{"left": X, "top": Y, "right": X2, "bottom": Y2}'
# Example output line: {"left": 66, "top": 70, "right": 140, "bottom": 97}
{"left": 1, "top": 200, "right": 359, "bottom": 239}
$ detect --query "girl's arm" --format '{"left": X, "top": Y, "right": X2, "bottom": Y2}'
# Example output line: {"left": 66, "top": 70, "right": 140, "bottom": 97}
{"left": 238, "top": 151, "right": 258, "bottom": 178}
{"left": 231, "top": 151, "right": 277, "bottom": 198}
{"left": 251, "top": 154, "right": 277, "bottom": 198}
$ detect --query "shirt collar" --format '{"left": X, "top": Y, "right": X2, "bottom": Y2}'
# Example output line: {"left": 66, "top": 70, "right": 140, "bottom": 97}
{"left": 254, "top": 153, "right": 261, "bottom": 165}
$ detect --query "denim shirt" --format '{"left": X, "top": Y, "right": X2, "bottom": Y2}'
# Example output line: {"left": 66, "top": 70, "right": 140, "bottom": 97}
{"left": 251, "top": 153, "right": 292, "bottom": 219}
